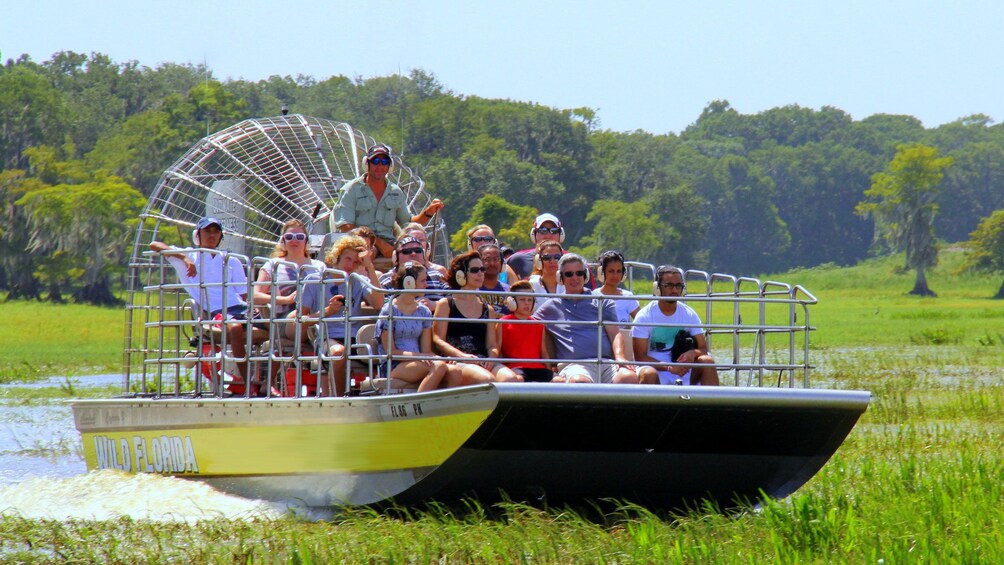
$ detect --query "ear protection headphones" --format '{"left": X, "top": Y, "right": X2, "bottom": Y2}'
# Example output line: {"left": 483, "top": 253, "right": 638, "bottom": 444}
{"left": 398, "top": 261, "right": 420, "bottom": 290}
{"left": 455, "top": 268, "right": 467, "bottom": 287}
{"left": 529, "top": 224, "right": 566, "bottom": 244}
{"left": 504, "top": 293, "right": 536, "bottom": 313}
{"left": 192, "top": 229, "right": 224, "bottom": 247}
{"left": 534, "top": 244, "right": 564, "bottom": 272}
{"left": 653, "top": 265, "right": 686, "bottom": 296}
{"left": 596, "top": 251, "right": 625, "bottom": 285}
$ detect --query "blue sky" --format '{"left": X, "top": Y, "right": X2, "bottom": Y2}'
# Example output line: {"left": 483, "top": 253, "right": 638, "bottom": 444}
{"left": 4, "top": 0, "right": 1004, "bottom": 134}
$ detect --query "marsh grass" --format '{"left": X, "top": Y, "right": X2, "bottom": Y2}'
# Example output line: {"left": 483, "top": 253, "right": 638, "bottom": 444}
{"left": 1, "top": 250, "right": 1003, "bottom": 562}
{"left": 0, "top": 300, "right": 122, "bottom": 382}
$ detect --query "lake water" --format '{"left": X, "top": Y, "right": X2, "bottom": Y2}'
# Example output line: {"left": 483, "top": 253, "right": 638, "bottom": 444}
{"left": 0, "top": 375, "right": 280, "bottom": 521}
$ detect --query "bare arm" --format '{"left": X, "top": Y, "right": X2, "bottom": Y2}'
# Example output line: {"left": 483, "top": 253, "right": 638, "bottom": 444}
{"left": 606, "top": 324, "right": 629, "bottom": 363}
{"left": 150, "top": 241, "right": 195, "bottom": 277}
{"left": 633, "top": 336, "right": 668, "bottom": 371}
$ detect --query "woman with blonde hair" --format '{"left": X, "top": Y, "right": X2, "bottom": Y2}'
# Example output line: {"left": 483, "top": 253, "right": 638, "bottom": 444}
{"left": 255, "top": 219, "right": 325, "bottom": 319}
{"left": 296, "top": 235, "right": 383, "bottom": 396}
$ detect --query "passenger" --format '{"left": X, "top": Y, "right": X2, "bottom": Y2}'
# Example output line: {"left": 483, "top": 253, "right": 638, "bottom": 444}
{"left": 255, "top": 219, "right": 326, "bottom": 321}
{"left": 506, "top": 212, "right": 564, "bottom": 280}
{"left": 592, "top": 250, "right": 640, "bottom": 322}
{"left": 399, "top": 222, "right": 449, "bottom": 277}
{"left": 378, "top": 235, "right": 450, "bottom": 308}
{"left": 528, "top": 240, "right": 565, "bottom": 298}
{"left": 476, "top": 242, "right": 511, "bottom": 315}
{"left": 632, "top": 265, "right": 720, "bottom": 386}
{"left": 500, "top": 245, "right": 515, "bottom": 263}
{"left": 375, "top": 261, "right": 450, "bottom": 392}
{"left": 297, "top": 235, "right": 385, "bottom": 397}
{"left": 349, "top": 226, "right": 385, "bottom": 279}
{"left": 535, "top": 253, "right": 638, "bottom": 384}
{"left": 497, "top": 280, "right": 553, "bottom": 382}
{"left": 150, "top": 216, "right": 267, "bottom": 388}
{"left": 332, "top": 144, "right": 444, "bottom": 257}
{"left": 432, "top": 250, "right": 523, "bottom": 384}
{"left": 466, "top": 224, "right": 519, "bottom": 283}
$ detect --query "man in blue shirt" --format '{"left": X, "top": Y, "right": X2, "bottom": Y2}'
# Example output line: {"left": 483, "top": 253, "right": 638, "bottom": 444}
{"left": 534, "top": 253, "right": 638, "bottom": 384}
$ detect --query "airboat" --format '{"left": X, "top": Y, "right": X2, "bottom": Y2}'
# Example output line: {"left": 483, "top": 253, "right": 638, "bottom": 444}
{"left": 70, "top": 114, "right": 870, "bottom": 513}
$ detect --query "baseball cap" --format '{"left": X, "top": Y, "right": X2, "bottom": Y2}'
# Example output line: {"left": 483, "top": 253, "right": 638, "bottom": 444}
{"left": 534, "top": 213, "right": 561, "bottom": 228}
{"left": 366, "top": 144, "right": 392, "bottom": 161}
{"left": 196, "top": 216, "right": 224, "bottom": 231}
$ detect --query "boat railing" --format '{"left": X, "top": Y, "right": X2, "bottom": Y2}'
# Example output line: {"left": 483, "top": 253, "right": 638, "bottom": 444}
{"left": 126, "top": 252, "right": 816, "bottom": 398}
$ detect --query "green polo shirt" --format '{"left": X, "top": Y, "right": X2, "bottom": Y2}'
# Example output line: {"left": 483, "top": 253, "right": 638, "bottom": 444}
{"left": 333, "top": 175, "right": 412, "bottom": 241}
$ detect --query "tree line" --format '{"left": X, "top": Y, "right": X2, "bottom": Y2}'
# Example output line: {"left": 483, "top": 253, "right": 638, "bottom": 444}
{"left": 2, "top": 51, "right": 1004, "bottom": 304}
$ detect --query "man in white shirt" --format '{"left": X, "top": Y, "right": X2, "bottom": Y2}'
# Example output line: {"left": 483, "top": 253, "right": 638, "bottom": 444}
{"left": 632, "top": 265, "right": 719, "bottom": 386}
{"left": 150, "top": 216, "right": 264, "bottom": 388}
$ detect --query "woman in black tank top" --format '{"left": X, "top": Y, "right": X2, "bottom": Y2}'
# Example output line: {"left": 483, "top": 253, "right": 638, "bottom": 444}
{"left": 433, "top": 251, "right": 523, "bottom": 385}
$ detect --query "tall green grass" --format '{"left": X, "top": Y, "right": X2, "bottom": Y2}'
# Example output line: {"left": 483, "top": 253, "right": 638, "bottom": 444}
{"left": 0, "top": 300, "right": 123, "bottom": 382}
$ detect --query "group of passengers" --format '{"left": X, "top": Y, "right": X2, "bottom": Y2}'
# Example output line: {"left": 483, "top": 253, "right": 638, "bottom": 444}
{"left": 152, "top": 143, "right": 719, "bottom": 396}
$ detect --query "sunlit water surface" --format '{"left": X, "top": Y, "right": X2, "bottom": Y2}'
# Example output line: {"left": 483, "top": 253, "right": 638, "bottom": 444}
{"left": 0, "top": 375, "right": 279, "bottom": 521}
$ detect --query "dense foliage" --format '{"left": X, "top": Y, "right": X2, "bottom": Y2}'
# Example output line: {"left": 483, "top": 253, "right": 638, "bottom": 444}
{"left": 3, "top": 50, "right": 1004, "bottom": 303}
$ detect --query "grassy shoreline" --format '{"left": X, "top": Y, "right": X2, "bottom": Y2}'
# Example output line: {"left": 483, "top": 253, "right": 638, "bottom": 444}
{"left": 1, "top": 251, "right": 1002, "bottom": 562}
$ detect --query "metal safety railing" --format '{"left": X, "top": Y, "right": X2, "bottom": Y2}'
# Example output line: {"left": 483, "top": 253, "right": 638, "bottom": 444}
{"left": 125, "top": 255, "right": 816, "bottom": 398}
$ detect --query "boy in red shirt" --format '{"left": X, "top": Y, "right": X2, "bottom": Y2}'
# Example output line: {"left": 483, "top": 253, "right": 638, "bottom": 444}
{"left": 497, "top": 281, "right": 553, "bottom": 382}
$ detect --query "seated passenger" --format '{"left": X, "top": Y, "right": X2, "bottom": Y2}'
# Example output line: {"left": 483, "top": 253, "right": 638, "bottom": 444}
{"left": 150, "top": 216, "right": 266, "bottom": 387}
{"left": 632, "top": 265, "right": 720, "bottom": 386}
{"left": 528, "top": 241, "right": 565, "bottom": 298}
{"left": 475, "top": 242, "right": 511, "bottom": 315}
{"left": 332, "top": 144, "right": 443, "bottom": 257}
{"left": 378, "top": 235, "right": 450, "bottom": 309}
{"left": 535, "top": 253, "right": 638, "bottom": 384}
{"left": 432, "top": 250, "right": 522, "bottom": 384}
{"left": 349, "top": 226, "right": 385, "bottom": 279}
{"left": 507, "top": 213, "right": 564, "bottom": 280}
{"left": 497, "top": 281, "right": 553, "bottom": 382}
{"left": 592, "top": 250, "right": 640, "bottom": 322}
{"left": 375, "top": 261, "right": 450, "bottom": 392}
{"left": 297, "top": 235, "right": 384, "bottom": 397}
{"left": 500, "top": 245, "right": 515, "bottom": 263}
{"left": 466, "top": 224, "right": 519, "bottom": 283}
{"left": 255, "top": 219, "right": 326, "bottom": 321}
{"left": 400, "top": 222, "right": 449, "bottom": 277}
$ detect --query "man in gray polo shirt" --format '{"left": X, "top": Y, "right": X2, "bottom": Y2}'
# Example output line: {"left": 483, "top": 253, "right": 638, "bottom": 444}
{"left": 534, "top": 253, "right": 638, "bottom": 384}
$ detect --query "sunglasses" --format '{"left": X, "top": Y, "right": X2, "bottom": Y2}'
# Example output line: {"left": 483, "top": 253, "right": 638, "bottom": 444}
{"left": 467, "top": 266, "right": 486, "bottom": 274}
{"left": 369, "top": 157, "right": 391, "bottom": 166}
{"left": 659, "top": 282, "right": 685, "bottom": 290}
{"left": 535, "top": 227, "right": 561, "bottom": 235}
{"left": 282, "top": 232, "right": 307, "bottom": 241}
{"left": 471, "top": 235, "right": 495, "bottom": 243}
{"left": 399, "top": 247, "right": 424, "bottom": 256}
{"left": 540, "top": 253, "right": 562, "bottom": 262}
{"left": 562, "top": 270, "right": 587, "bottom": 279}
